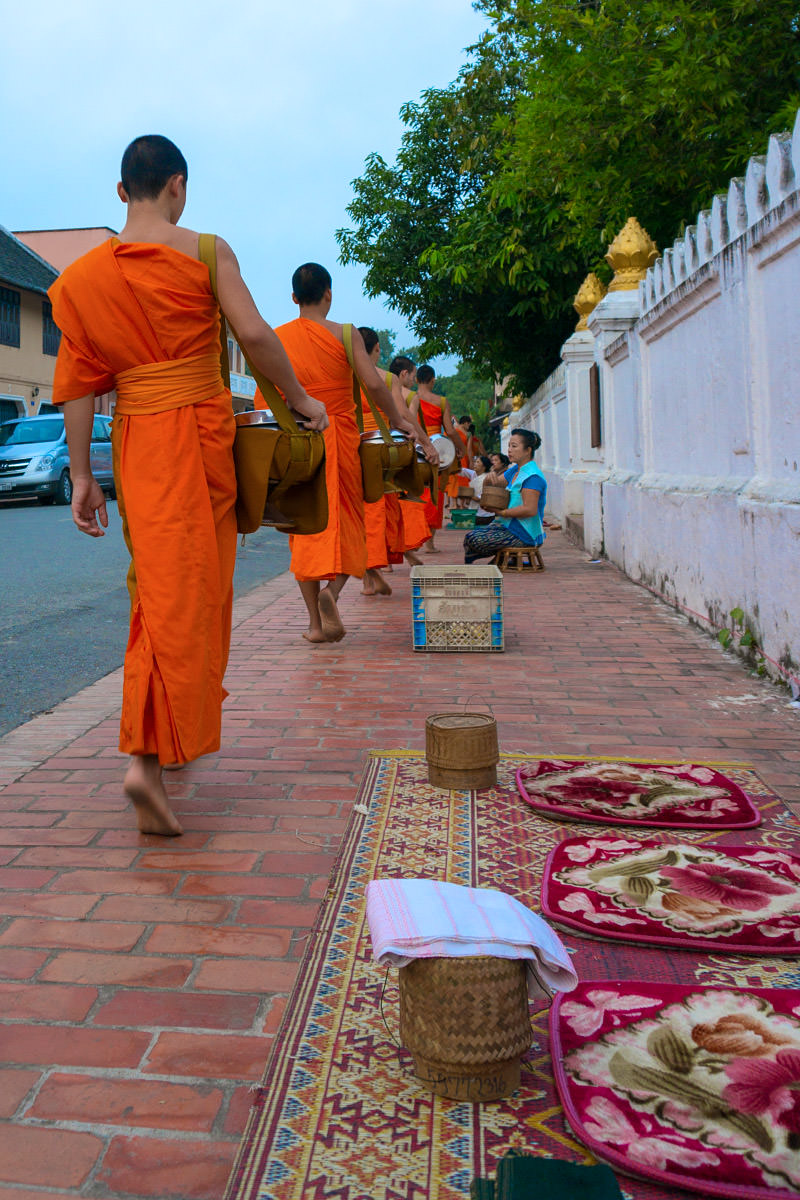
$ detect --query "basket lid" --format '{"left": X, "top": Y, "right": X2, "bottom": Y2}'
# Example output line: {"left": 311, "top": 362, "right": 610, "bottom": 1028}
{"left": 427, "top": 713, "right": 496, "bottom": 730}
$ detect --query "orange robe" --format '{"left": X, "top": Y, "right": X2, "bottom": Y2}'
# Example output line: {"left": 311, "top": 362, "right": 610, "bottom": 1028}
{"left": 418, "top": 394, "right": 446, "bottom": 530}
{"left": 274, "top": 319, "right": 366, "bottom": 582}
{"left": 360, "top": 388, "right": 389, "bottom": 569}
{"left": 49, "top": 239, "right": 237, "bottom": 766}
{"left": 447, "top": 425, "right": 471, "bottom": 498}
{"left": 378, "top": 377, "right": 429, "bottom": 558}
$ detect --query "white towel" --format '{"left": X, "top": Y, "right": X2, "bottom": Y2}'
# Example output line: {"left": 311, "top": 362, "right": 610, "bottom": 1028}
{"left": 366, "top": 878, "right": 578, "bottom": 1001}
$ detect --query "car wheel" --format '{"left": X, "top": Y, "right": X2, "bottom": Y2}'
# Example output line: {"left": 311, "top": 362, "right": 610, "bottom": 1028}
{"left": 105, "top": 483, "right": 117, "bottom": 501}
{"left": 55, "top": 470, "right": 73, "bottom": 505}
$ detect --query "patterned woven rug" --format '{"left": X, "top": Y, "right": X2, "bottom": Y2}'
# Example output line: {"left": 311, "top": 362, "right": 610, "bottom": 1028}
{"left": 517, "top": 760, "right": 761, "bottom": 829}
{"left": 542, "top": 839, "right": 800, "bottom": 955}
{"left": 225, "top": 754, "right": 798, "bottom": 1200}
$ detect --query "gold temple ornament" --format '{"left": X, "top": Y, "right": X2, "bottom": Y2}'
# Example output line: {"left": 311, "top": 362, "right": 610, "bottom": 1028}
{"left": 606, "top": 218, "right": 659, "bottom": 292}
{"left": 573, "top": 273, "right": 607, "bottom": 330}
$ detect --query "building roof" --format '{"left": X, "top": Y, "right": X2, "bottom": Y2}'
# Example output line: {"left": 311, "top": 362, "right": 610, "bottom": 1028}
{"left": 13, "top": 227, "right": 116, "bottom": 274}
{"left": 0, "top": 225, "right": 59, "bottom": 295}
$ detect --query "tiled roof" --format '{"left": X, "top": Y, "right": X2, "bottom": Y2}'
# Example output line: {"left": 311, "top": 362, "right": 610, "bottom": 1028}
{"left": 0, "top": 225, "right": 58, "bottom": 295}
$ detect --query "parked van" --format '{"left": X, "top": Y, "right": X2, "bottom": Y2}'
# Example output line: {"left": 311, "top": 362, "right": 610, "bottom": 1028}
{"left": 0, "top": 413, "right": 114, "bottom": 505}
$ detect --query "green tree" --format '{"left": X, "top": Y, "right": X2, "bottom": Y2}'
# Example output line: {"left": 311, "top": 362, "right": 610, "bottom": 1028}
{"left": 338, "top": 0, "right": 800, "bottom": 391}
{"left": 374, "top": 329, "right": 397, "bottom": 368}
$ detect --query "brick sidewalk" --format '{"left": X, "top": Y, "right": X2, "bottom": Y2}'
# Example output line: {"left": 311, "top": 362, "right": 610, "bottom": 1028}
{"left": 1, "top": 529, "right": 798, "bottom": 1199}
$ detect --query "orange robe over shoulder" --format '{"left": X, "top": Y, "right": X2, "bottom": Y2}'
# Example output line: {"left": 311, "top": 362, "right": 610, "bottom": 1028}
{"left": 418, "top": 394, "right": 446, "bottom": 530}
{"left": 49, "top": 239, "right": 237, "bottom": 766}
{"left": 447, "top": 423, "right": 471, "bottom": 498}
{"left": 275, "top": 319, "right": 366, "bottom": 582}
{"left": 360, "top": 387, "right": 389, "bottom": 569}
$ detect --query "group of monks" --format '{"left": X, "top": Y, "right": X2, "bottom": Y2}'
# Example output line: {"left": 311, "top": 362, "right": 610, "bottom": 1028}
{"left": 249, "top": 266, "right": 445, "bottom": 641}
{"left": 49, "top": 135, "right": 455, "bottom": 837}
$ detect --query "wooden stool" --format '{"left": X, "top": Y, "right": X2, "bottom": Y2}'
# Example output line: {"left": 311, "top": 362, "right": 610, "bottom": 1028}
{"left": 494, "top": 546, "right": 544, "bottom": 573}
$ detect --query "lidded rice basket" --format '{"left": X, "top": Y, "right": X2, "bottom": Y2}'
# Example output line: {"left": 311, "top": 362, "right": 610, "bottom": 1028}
{"left": 481, "top": 484, "right": 510, "bottom": 511}
{"left": 426, "top": 711, "right": 499, "bottom": 790}
{"left": 399, "top": 956, "right": 531, "bottom": 1101}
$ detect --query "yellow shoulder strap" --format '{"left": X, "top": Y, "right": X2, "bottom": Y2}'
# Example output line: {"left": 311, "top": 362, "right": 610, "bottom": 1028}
{"left": 196, "top": 233, "right": 301, "bottom": 435}
{"left": 342, "top": 323, "right": 392, "bottom": 445}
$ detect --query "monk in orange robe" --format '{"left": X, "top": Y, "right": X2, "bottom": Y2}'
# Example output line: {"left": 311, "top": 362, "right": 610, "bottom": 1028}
{"left": 263, "top": 266, "right": 436, "bottom": 642}
{"left": 383, "top": 356, "right": 431, "bottom": 565}
{"left": 357, "top": 334, "right": 430, "bottom": 595}
{"left": 50, "top": 135, "right": 326, "bottom": 836}
{"left": 408, "top": 366, "right": 456, "bottom": 551}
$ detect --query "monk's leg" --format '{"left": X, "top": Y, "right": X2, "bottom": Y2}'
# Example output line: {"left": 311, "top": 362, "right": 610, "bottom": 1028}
{"left": 319, "top": 574, "right": 347, "bottom": 641}
{"left": 298, "top": 580, "right": 326, "bottom": 643}
{"left": 404, "top": 551, "right": 423, "bottom": 567}
{"left": 124, "top": 754, "right": 183, "bottom": 836}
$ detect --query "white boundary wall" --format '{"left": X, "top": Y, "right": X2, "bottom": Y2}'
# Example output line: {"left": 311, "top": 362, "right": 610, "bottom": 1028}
{"left": 504, "top": 118, "right": 800, "bottom": 679}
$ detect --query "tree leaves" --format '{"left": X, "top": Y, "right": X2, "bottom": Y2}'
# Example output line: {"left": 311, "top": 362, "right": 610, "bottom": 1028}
{"left": 337, "top": 0, "right": 800, "bottom": 391}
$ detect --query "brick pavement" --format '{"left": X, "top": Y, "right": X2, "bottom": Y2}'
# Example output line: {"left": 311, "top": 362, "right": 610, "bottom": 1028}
{"left": 0, "top": 528, "right": 798, "bottom": 1199}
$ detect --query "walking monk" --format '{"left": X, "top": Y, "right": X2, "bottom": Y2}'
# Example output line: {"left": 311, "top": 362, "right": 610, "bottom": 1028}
{"left": 358, "top": 333, "right": 429, "bottom": 595}
{"left": 49, "top": 135, "right": 327, "bottom": 836}
{"left": 408, "top": 365, "right": 456, "bottom": 552}
{"left": 268, "top": 266, "right": 436, "bottom": 641}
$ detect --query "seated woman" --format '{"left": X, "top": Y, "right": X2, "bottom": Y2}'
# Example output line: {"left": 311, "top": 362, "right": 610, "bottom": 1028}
{"left": 463, "top": 428, "right": 546, "bottom": 564}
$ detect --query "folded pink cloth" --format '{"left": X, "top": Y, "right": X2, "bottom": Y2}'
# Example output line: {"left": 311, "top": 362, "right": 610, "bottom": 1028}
{"left": 366, "top": 878, "right": 577, "bottom": 1000}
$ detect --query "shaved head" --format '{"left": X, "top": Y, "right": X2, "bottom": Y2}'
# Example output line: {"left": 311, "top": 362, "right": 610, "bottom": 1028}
{"left": 121, "top": 135, "right": 188, "bottom": 201}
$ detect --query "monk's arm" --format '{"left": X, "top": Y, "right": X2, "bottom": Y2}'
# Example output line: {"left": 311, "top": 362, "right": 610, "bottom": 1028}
{"left": 62, "top": 394, "right": 108, "bottom": 537}
{"left": 353, "top": 332, "right": 438, "bottom": 463}
{"left": 214, "top": 239, "right": 328, "bottom": 431}
{"left": 441, "top": 399, "right": 457, "bottom": 437}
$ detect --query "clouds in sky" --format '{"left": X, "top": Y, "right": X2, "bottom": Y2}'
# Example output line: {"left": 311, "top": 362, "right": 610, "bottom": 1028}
{"left": 2, "top": 0, "right": 486, "bottom": 359}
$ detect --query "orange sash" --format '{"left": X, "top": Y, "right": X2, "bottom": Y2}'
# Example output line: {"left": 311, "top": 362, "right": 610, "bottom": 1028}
{"left": 114, "top": 354, "right": 224, "bottom": 415}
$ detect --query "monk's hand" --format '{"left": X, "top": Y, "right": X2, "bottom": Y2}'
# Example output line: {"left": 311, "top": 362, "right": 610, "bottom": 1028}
{"left": 417, "top": 434, "right": 440, "bottom": 467}
{"left": 293, "top": 391, "right": 329, "bottom": 432}
{"left": 71, "top": 474, "right": 108, "bottom": 538}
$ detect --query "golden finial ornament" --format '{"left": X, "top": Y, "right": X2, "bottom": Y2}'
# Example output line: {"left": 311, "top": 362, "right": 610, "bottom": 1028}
{"left": 605, "top": 218, "right": 659, "bottom": 292}
{"left": 511, "top": 394, "right": 524, "bottom": 411}
{"left": 573, "top": 273, "right": 607, "bottom": 330}
{"left": 502, "top": 417, "right": 509, "bottom": 429}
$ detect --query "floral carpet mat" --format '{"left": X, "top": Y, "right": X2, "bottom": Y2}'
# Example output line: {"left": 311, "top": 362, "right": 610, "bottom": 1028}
{"left": 551, "top": 982, "right": 800, "bottom": 1199}
{"left": 224, "top": 754, "right": 799, "bottom": 1200}
{"left": 542, "top": 839, "right": 800, "bottom": 955}
{"left": 517, "top": 759, "right": 761, "bottom": 829}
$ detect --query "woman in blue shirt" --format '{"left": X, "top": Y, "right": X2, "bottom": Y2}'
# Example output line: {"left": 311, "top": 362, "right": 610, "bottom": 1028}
{"left": 463, "top": 428, "right": 546, "bottom": 564}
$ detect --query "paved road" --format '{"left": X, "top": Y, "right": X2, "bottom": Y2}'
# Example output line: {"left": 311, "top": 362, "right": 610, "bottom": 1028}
{"left": 0, "top": 499, "right": 291, "bottom": 737}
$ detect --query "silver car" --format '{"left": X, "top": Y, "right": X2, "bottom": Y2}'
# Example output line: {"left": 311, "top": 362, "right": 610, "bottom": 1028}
{"left": 0, "top": 413, "right": 115, "bottom": 505}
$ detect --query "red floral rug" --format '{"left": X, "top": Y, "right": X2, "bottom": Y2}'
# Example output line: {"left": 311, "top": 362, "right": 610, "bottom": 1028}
{"left": 517, "top": 760, "right": 761, "bottom": 829}
{"left": 542, "top": 839, "right": 800, "bottom": 955}
{"left": 551, "top": 982, "right": 800, "bottom": 1199}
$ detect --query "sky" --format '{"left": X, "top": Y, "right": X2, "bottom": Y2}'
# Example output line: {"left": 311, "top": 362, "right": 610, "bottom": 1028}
{"left": 1, "top": 0, "right": 488, "bottom": 369}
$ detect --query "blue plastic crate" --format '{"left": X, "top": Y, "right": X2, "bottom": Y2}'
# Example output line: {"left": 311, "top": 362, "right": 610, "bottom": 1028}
{"left": 409, "top": 565, "right": 504, "bottom": 652}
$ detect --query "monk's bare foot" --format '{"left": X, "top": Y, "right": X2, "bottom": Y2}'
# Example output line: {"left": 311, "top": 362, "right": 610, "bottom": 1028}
{"left": 124, "top": 757, "right": 183, "bottom": 837}
{"left": 404, "top": 551, "right": 423, "bottom": 567}
{"left": 303, "top": 629, "right": 327, "bottom": 643}
{"left": 319, "top": 588, "right": 346, "bottom": 642}
{"left": 362, "top": 569, "right": 391, "bottom": 596}
{"left": 424, "top": 543, "right": 441, "bottom": 554}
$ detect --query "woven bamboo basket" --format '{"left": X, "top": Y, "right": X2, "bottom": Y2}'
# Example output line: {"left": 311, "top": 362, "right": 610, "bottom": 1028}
{"left": 399, "top": 956, "right": 531, "bottom": 1101}
{"left": 457, "top": 485, "right": 475, "bottom": 499}
{"left": 426, "top": 712, "right": 499, "bottom": 790}
{"left": 481, "top": 484, "right": 510, "bottom": 512}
